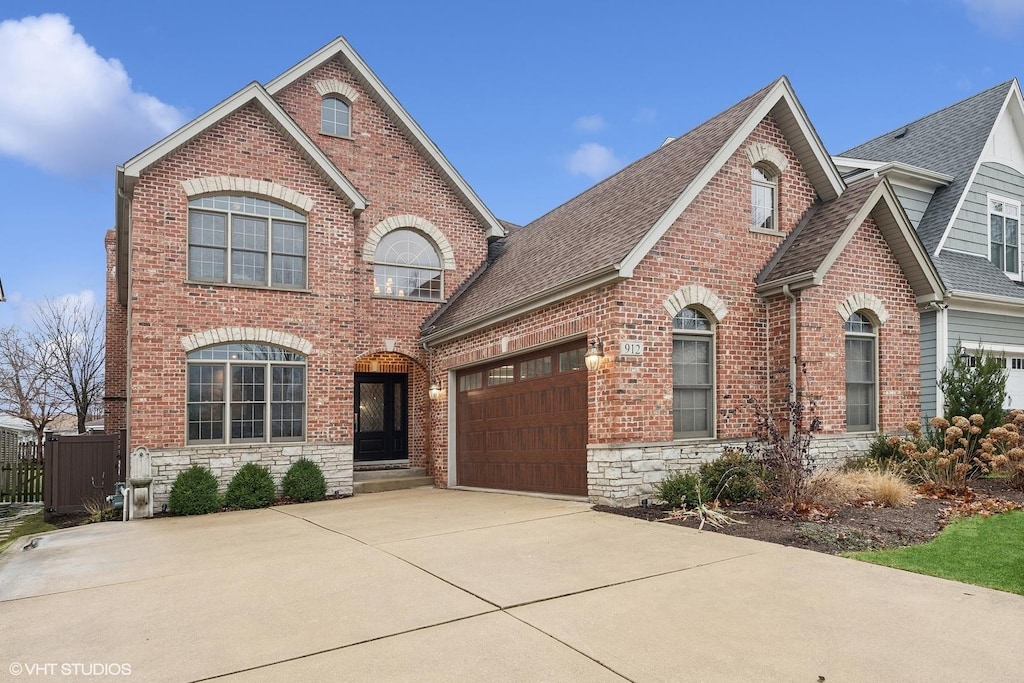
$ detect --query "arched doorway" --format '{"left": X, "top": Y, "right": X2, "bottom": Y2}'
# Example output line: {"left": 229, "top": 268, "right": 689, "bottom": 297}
{"left": 353, "top": 352, "right": 426, "bottom": 464}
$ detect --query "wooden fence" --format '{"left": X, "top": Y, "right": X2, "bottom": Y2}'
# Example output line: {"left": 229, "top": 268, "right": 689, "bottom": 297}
{"left": 44, "top": 432, "right": 124, "bottom": 517}
{"left": 1, "top": 443, "right": 44, "bottom": 503}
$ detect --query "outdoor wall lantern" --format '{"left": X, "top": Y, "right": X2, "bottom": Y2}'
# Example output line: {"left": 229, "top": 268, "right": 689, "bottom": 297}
{"left": 428, "top": 383, "right": 442, "bottom": 401}
{"left": 584, "top": 338, "right": 605, "bottom": 372}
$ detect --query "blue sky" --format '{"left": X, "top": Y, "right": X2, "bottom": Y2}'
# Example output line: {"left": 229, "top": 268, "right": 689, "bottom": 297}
{"left": 1, "top": 0, "right": 1023, "bottom": 327}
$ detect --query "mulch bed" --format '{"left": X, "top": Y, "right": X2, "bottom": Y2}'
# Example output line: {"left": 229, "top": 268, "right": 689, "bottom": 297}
{"left": 595, "top": 477, "right": 1024, "bottom": 554}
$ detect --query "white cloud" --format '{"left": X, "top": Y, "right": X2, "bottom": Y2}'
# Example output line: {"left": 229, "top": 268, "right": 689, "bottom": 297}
{"left": 0, "top": 289, "right": 98, "bottom": 329}
{"left": 566, "top": 143, "right": 621, "bottom": 179}
{"left": 0, "top": 14, "right": 185, "bottom": 177}
{"left": 573, "top": 114, "right": 606, "bottom": 133}
{"left": 960, "top": 0, "right": 1024, "bottom": 38}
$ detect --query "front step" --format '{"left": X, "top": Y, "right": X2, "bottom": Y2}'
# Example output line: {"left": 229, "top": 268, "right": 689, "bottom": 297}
{"left": 353, "top": 467, "right": 434, "bottom": 494}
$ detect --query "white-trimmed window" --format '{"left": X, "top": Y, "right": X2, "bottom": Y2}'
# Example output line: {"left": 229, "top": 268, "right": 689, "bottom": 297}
{"left": 187, "top": 343, "right": 306, "bottom": 444}
{"left": 321, "top": 97, "right": 351, "bottom": 137}
{"left": 751, "top": 164, "right": 778, "bottom": 231}
{"left": 989, "top": 195, "right": 1020, "bottom": 279}
{"left": 845, "top": 312, "right": 876, "bottom": 432}
{"left": 372, "top": 229, "right": 443, "bottom": 301}
{"left": 188, "top": 195, "right": 307, "bottom": 288}
{"left": 673, "top": 308, "right": 714, "bottom": 438}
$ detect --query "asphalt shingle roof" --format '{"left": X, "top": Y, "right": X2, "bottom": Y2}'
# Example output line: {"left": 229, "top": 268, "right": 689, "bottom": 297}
{"left": 758, "top": 177, "right": 882, "bottom": 284}
{"left": 425, "top": 79, "right": 781, "bottom": 337}
{"left": 933, "top": 250, "right": 1024, "bottom": 299}
{"left": 839, "top": 80, "right": 1012, "bottom": 256}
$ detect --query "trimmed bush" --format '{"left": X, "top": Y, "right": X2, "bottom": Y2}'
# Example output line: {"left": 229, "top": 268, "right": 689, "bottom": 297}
{"left": 168, "top": 465, "right": 221, "bottom": 516}
{"left": 224, "top": 463, "right": 276, "bottom": 510}
{"left": 655, "top": 472, "right": 708, "bottom": 509}
{"left": 700, "top": 450, "right": 765, "bottom": 504}
{"left": 282, "top": 458, "right": 327, "bottom": 502}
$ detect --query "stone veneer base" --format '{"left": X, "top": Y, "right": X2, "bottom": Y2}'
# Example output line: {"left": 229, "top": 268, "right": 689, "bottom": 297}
{"left": 147, "top": 442, "right": 354, "bottom": 510}
{"left": 588, "top": 434, "right": 872, "bottom": 507}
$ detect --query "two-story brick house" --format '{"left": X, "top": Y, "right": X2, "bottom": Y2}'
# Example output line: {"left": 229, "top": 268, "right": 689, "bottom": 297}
{"left": 106, "top": 37, "right": 944, "bottom": 510}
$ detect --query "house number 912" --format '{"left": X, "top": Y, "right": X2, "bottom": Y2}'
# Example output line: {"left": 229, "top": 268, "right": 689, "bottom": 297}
{"left": 619, "top": 341, "right": 644, "bottom": 357}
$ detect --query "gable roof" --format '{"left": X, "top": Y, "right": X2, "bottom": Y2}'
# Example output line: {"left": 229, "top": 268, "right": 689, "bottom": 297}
{"left": 118, "top": 82, "right": 367, "bottom": 212}
{"left": 423, "top": 77, "right": 846, "bottom": 343}
{"left": 114, "top": 81, "right": 370, "bottom": 304}
{"left": 757, "top": 177, "right": 944, "bottom": 302}
{"left": 839, "top": 80, "right": 1014, "bottom": 254}
{"left": 265, "top": 37, "right": 505, "bottom": 240}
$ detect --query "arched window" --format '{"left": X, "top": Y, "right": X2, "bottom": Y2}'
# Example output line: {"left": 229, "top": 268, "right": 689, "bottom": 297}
{"left": 751, "top": 164, "right": 778, "bottom": 231}
{"left": 373, "top": 229, "right": 443, "bottom": 301}
{"left": 187, "top": 195, "right": 306, "bottom": 288}
{"left": 845, "top": 312, "right": 877, "bottom": 432}
{"left": 673, "top": 308, "right": 714, "bottom": 438}
{"left": 321, "top": 96, "right": 351, "bottom": 137}
{"left": 186, "top": 343, "right": 306, "bottom": 444}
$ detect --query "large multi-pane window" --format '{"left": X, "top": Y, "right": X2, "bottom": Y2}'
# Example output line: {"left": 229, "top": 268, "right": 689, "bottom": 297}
{"left": 321, "top": 97, "right": 351, "bottom": 137}
{"left": 188, "top": 195, "right": 307, "bottom": 288}
{"left": 372, "top": 229, "right": 443, "bottom": 300}
{"left": 845, "top": 312, "right": 876, "bottom": 432}
{"left": 673, "top": 308, "right": 714, "bottom": 438}
{"left": 751, "top": 164, "right": 778, "bottom": 231}
{"left": 989, "top": 195, "right": 1020, "bottom": 278}
{"left": 186, "top": 343, "right": 306, "bottom": 444}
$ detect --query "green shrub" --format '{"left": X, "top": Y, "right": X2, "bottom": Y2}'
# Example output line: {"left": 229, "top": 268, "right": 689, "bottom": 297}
{"left": 282, "top": 458, "right": 327, "bottom": 502}
{"left": 655, "top": 472, "right": 708, "bottom": 509}
{"left": 168, "top": 465, "right": 221, "bottom": 516}
{"left": 940, "top": 342, "right": 1007, "bottom": 436}
{"left": 699, "top": 450, "right": 765, "bottom": 504}
{"left": 224, "top": 463, "right": 276, "bottom": 510}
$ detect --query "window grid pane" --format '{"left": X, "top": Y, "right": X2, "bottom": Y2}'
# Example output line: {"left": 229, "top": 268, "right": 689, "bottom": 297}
{"left": 673, "top": 335, "right": 713, "bottom": 438}
{"left": 231, "top": 249, "right": 267, "bottom": 284}
{"left": 187, "top": 346, "right": 306, "bottom": 444}
{"left": 559, "top": 348, "right": 587, "bottom": 372}
{"left": 373, "top": 265, "right": 442, "bottom": 300}
{"left": 459, "top": 373, "right": 482, "bottom": 391}
{"left": 487, "top": 365, "right": 514, "bottom": 386}
{"left": 520, "top": 356, "right": 552, "bottom": 380}
{"left": 845, "top": 336, "right": 876, "bottom": 431}
{"left": 321, "top": 97, "right": 351, "bottom": 137}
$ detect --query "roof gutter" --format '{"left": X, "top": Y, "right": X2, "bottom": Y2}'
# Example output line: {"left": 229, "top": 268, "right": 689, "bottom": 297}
{"left": 754, "top": 271, "right": 818, "bottom": 297}
{"left": 945, "top": 289, "right": 1024, "bottom": 315}
{"left": 421, "top": 264, "right": 623, "bottom": 346}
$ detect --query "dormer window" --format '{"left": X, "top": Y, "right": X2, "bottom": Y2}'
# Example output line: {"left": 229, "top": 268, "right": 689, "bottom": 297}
{"left": 989, "top": 195, "right": 1020, "bottom": 279}
{"left": 321, "top": 97, "right": 351, "bottom": 138}
{"left": 751, "top": 164, "right": 778, "bottom": 231}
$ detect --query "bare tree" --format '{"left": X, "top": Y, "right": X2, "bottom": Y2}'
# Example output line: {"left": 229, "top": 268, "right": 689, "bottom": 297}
{"left": 0, "top": 325, "right": 65, "bottom": 447}
{"left": 36, "top": 297, "right": 105, "bottom": 434}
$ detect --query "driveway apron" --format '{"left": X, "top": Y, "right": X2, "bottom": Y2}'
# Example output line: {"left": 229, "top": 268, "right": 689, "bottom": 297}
{"left": 0, "top": 488, "right": 1020, "bottom": 682}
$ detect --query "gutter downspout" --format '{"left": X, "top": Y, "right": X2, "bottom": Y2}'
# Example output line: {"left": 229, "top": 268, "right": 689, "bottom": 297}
{"left": 782, "top": 284, "right": 798, "bottom": 436}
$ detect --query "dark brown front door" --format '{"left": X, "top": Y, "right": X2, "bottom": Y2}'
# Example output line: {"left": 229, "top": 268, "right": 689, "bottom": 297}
{"left": 354, "top": 373, "right": 407, "bottom": 461}
{"left": 455, "top": 341, "right": 588, "bottom": 496}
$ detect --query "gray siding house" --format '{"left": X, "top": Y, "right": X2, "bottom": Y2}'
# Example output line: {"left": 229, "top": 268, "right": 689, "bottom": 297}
{"left": 835, "top": 80, "right": 1024, "bottom": 415}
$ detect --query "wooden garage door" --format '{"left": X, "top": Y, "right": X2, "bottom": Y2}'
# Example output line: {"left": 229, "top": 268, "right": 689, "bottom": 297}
{"left": 456, "top": 341, "right": 588, "bottom": 496}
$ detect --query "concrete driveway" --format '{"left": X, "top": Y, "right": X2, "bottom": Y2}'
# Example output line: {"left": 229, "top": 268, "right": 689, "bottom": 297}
{"left": 0, "top": 488, "right": 1020, "bottom": 682}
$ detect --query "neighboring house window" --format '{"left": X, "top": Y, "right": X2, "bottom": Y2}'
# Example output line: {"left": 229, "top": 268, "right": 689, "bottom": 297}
{"left": 845, "top": 312, "right": 876, "bottom": 432}
{"left": 989, "top": 196, "right": 1020, "bottom": 279}
{"left": 751, "top": 164, "right": 778, "bottom": 231}
{"left": 372, "top": 229, "right": 443, "bottom": 300}
{"left": 673, "top": 308, "right": 714, "bottom": 438}
{"left": 321, "top": 97, "right": 351, "bottom": 137}
{"left": 186, "top": 343, "right": 305, "bottom": 444}
{"left": 188, "top": 195, "right": 307, "bottom": 288}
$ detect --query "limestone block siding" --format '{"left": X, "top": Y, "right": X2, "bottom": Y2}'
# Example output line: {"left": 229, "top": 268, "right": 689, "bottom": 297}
{"left": 149, "top": 443, "right": 353, "bottom": 510}
{"left": 588, "top": 434, "right": 872, "bottom": 507}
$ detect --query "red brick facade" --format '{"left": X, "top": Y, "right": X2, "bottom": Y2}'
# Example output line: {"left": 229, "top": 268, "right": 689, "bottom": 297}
{"left": 105, "top": 41, "right": 928, "bottom": 507}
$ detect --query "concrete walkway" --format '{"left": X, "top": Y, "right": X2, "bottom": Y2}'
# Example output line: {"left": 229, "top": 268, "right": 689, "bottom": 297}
{"left": 0, "top": 488, "right": 1020, "bottom": 682}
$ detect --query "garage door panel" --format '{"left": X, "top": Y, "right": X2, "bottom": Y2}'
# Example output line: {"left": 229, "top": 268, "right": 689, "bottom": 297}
{"left": 456, "top": 341, "right": 588, "bottom": 497}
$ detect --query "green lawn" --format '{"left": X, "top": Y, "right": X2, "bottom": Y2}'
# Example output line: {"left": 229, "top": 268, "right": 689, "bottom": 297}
{"left": 848, "top": 511, "right": 1024, "bottom": 596}
{"left": 0, "top": 511, "right": 57, "bottom": 555}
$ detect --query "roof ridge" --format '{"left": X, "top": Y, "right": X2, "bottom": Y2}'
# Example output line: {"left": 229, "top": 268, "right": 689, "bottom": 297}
{"left": 841, "top": 79, "right": 1014, "bottom": 156}
{"left": 520, "top": 77, "right": 783, "bottom": 230}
